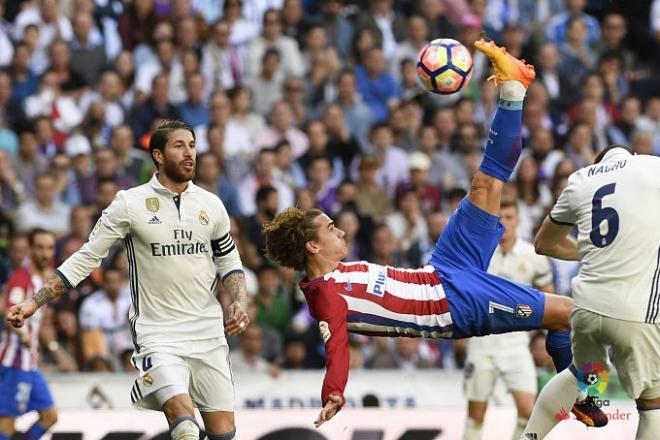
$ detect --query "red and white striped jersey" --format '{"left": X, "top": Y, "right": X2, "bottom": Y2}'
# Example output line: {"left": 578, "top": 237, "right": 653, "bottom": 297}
{"left": 0, "top": 268, "right": 44, "bottom": 371}
{"left": 299, "top": 261, "right": 453, "bottom": 407}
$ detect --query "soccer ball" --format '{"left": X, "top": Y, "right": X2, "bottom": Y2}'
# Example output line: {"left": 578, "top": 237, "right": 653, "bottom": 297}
{"left": 417, "top": 38, "right": 473, "bottom": 95}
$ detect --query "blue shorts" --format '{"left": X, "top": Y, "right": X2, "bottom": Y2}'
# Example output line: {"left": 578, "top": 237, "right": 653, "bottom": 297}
{"left": 429, "top": 198, "right": 546, "bottom": 338}
{"left": 0, "top": 366, "right": 54, "bottom": 416}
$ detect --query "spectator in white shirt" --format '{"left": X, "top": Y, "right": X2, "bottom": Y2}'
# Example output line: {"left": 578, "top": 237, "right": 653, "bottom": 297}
{"left": 16, "top": 173, "right": 71, "bottom": 237}
{"left": 229, "top": 324, "right": 279, "bottom": 376}
{"left": 201, "top": 18, "right": 244, "bottom": 93}
{"left": 246, "top": 8, "right": 304, "bottom": 79}
{"left": 78, "top": 267, "right": 132, "bottom": 362}
{"left": 14, "top": 0, "right": 74, "bottom": 74}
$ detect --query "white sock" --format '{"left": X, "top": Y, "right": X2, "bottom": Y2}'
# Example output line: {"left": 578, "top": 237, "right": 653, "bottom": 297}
{"left": 463, "top": 417, "right": 482, "bottom": 440}
{"left": 520, "top": 369, "right": 580, "bottom": 440}
{"left": 171, "top": 419, "right": 200, "bottom": 440}
{"left": 637, "top": 409, "right": 660, "bottom": 439}
{"left": 513, "top": 417, "right": 528, "bottom": 440}
{"left": 500, "top": 81, "right": 526, "bottom": 101}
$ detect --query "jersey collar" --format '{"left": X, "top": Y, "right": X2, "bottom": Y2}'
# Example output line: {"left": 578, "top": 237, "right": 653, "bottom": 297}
{"left": 149, "top": 173, "right": 198, "bottom": 195}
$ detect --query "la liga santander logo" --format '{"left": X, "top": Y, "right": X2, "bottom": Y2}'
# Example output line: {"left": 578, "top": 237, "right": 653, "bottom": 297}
{"left": 576, "top": 362, "right": 609, "bottom": 395}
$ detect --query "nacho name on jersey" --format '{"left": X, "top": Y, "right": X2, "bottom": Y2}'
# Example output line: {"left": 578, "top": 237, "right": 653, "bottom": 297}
{"left": 150, "top": 229, "right": 209, "bottom": 257}
{"left": 587, "top": 160, "right": 627, "bottom": 177}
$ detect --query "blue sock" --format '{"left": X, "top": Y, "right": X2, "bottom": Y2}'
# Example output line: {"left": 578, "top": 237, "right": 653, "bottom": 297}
{"left": 25, "top": 423, "right": 48, "bottom": 440}
{"left": 478, "top": 101, "right": 523, "bottom": 182}
{"left": 0, "top": 432, "right": 9, "bottom": 440}
{"left": 546, "top": 330, "right": 572, "bottom": 373}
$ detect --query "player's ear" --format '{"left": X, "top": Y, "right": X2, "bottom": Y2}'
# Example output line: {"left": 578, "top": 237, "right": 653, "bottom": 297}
{"left": 305, "top": 240, "right": 319, "bottom": 255}
{"left": 152, "top": 148, "right": 164, "bottom": 166}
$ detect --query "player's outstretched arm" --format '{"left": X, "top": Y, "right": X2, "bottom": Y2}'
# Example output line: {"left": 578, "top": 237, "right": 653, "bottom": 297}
{"left": 222, "top": 270, "right": 250, "bottom": 335}
{"left": 6, "top": 274, "right": 68, "bottom": 328}
{"left": 535, "top": 217, "right": 579, "bottom": 261}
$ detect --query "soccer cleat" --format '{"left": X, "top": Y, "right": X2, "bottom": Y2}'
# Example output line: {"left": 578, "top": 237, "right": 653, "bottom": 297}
{"left": 474, "top": 39, "right": 536, "bottom": 89}
{"left": 571, "top": 395, "right": 609, "bottom": 428}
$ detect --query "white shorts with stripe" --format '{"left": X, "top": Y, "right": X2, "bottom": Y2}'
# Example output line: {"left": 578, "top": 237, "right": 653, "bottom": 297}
{"left": 130, "top": 344, "right": 235, "bottom": 412}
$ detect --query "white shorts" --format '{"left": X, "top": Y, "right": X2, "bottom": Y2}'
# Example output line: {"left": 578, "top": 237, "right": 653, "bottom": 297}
{"left": 464, "top": 342, "right": 537, "bottom": 402}
{"left": 571, "top": 307, "right": 660, "bottom": 400}
{"left": 130, "top": 344, "right": 235, "bottom": 412}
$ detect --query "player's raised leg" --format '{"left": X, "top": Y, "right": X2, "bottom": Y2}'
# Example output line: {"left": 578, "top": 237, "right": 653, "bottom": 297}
{"left": 472, "top": 39, "right": 574, "bottom": 377}
{"left": 468, "top": 38, "right": 534, "bottom": 216}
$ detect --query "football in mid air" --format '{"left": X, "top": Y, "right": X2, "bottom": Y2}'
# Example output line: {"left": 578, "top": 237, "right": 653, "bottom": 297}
{"left": 417, "top": 38, "right": 473, "bottom": 95}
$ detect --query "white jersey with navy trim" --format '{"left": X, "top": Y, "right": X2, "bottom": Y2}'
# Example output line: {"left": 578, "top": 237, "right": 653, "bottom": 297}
{"left": 550, "top": 150, "right": 660, "bottom": 323}
{"left": 57, "top": 174, "right": 243, "bottom": 352}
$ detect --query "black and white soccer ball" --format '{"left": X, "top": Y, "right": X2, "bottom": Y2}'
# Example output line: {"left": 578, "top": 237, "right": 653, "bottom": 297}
{"left": 585, "top": 372, "right": 599, "bottom": 386}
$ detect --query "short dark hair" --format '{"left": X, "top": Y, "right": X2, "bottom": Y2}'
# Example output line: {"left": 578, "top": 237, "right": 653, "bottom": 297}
{"left": 148, "top": 120, "right": 195, "bottom": 167}
{"left": 256, "top": 185, "right": 277, "bottom": 204}
{"left": 28, "top": 228, "right": 55, "bottom": 246}
{"left": 594, "top": 145, "right": 633, "bottom": 164}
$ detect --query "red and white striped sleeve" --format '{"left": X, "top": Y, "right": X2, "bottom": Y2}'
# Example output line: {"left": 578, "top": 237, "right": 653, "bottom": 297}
{"left": 305, "top": 280, "right": 350, "bottom": 410}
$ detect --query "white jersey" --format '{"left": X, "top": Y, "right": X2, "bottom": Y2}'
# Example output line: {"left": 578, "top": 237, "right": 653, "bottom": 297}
{"left": 469, "top": 239, "right": 553, "bottom": 351}
{"left": 57, "top": 174, "right": 243, "bottom": 353}
{"left": 551, "top": 150, "right": 660, "bottom": 323}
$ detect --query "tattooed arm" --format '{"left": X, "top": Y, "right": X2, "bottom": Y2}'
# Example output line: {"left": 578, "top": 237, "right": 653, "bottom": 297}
{"left": 6, "top": 274, "right": 68, "bottom": 328}
{"left": 222, "top": 270, "right": 249, "bottom": 336}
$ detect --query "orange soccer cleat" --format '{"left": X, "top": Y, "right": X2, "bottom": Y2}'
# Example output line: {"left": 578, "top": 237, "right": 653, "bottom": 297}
{"left": 571, "top": 395, "right": 609, "bottom": 428}
{"left": 474, "top": 38, "right": 536, "bottom": 89}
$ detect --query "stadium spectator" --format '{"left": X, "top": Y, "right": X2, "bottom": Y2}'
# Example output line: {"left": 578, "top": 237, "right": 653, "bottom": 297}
{"left": 79, "top": 148, "right": 136, "bottom": 205}
{"left": 355, "top": 47, "right": 400, "bottom": 124}
{"left": 354, "top": 155, "right": 392, "bottom": 221}
{"left": 247, "top": 8, "right": 304, "bottom": 79}
{"left": 238, "top": 147, "right": 294, "bottom": 216}
{"left": 245, "top": 185, "right": 278, "bottom": 258}
{"left": 249, "top": 48, "right": 285, "bottom": 117}
{"left": 229, "top": 324, "right": 280, "bottom": 377}
{"left": 546, "top": 0, "right": 601, "bottom": 46}
{"left": 201, "top": 18, "right": 243, "bottom": 92}
{"left": 256, "top": 100, "right": 309, "bottom": 158}
{"left": 16, "top": 173, "right": 71, "bottom": 236}
{"left": 367, "top": 338, "right": 435, "bottom": 370}
{"left": 78, "top": 267, "right": 131, "bottom": 368}
{"left": 194, "top": 152, "right": 241, "bottom": 217}
{"left": 128, "top": 73, "right": 180, "bottom": 140}
{"left": 334, "top": 69, "right": 374, "bottom": 150}
{"left": 254, "top": 264, "right": 291, "bottom": 338}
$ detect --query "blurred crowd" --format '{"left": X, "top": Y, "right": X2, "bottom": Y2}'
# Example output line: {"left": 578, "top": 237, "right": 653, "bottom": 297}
{"left": 0, "top": 0, "right": 659, "bottom": 377}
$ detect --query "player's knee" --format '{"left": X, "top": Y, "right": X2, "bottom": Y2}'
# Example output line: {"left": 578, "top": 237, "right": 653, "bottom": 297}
{"left": 39, "top": 407, "right": 58, "bottom": 428}
{"left": 544, "top": 295, "right": 572, "bottom": 331}
{"left": 467, "top": 402, "right": 487, "bottom": 423}
{"left": 163, "top": 395, "right": 195, "bottom": 424}
{"left": 170, "top": 418, "right": 199, "bottom": 440}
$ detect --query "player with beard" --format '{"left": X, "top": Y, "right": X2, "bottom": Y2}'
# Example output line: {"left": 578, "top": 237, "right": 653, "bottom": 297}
{"left": 8, "top": 121, "right": 248, "bottom": 440}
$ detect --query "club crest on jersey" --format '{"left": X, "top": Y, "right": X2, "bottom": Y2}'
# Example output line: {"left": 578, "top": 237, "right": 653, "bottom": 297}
{"left": 319, "top": 321, "right": 331, "bottom": 343}
{"left": 199, "top": 210, "right": 209, "bottom": 225}
{"left": 515, "top": 304, "right": 533, "bottom": 318}
{"left": 145, "top": 197, "right": 160, "bottom": 213}
{"left": 142, "top": 373, "right": 154, "bottom": 387}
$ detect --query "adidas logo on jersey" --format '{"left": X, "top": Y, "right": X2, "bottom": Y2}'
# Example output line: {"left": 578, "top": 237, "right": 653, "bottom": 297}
{"left": 148, "top": 215, "right": 162, "bottom": 225}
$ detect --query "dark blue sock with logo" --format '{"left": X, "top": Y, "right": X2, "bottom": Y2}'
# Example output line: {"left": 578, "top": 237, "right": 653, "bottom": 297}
{"left": 478, "top": 101, "right": 523, "bottom": 182}
{"left": 546, "top": 330, "right": 572, "bottom": 372}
